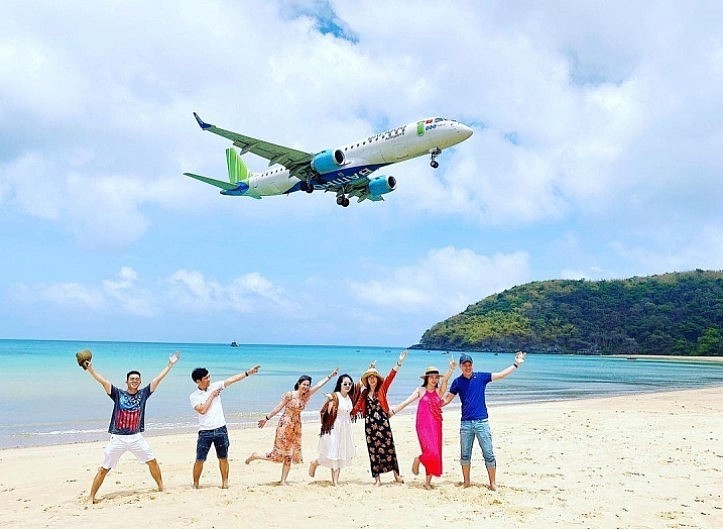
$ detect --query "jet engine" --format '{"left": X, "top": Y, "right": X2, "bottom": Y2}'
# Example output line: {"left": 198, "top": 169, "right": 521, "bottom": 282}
{"left": 368, "top": 175, "right": 397, "bottom": 197}
{"left": 310, "top": 149, "right": 346, "bottom": 174}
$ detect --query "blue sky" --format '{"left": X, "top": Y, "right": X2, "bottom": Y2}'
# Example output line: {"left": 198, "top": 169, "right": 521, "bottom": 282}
{"left": 1, "top": 1, "right": 721, "bottom": 346}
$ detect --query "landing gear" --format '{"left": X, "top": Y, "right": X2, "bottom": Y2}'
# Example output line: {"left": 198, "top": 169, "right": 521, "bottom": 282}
{"left": 336, "top": 196, "right": 350, "bottom": 207}
{"left": 300, "top": 181, "right": 314, "bottom": 193}
{"left": 429, "top": 147, "right": 441, "bottom": 168}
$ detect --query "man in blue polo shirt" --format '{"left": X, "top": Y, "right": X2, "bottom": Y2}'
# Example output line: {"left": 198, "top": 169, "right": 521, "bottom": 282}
{"left": 443, "top": 351, "right": 525, "bottom": 490}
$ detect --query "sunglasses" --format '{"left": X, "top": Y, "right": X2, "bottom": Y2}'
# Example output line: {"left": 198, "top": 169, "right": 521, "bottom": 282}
{"left": 341, "top": 382, "right": 353, "bottom": 386}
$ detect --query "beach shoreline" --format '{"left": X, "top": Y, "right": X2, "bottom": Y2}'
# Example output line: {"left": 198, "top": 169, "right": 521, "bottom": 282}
{"left": 0, "top": 386, "right": 720, "bottom": 528}
{"left": 5, "top": 381, "right": 720, "bottom": 450}
{"left": 610, "top": 354, "right": 723, "bottom": 363}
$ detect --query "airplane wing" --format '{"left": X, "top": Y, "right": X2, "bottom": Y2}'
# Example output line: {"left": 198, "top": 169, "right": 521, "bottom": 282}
{"left": 192, "top": 113, "right": 316, "bottom": 181}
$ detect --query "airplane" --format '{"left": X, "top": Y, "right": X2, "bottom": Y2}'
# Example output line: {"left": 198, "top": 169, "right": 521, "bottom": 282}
{"left": 183, "top": 113, "right": 473, "bottom": 207}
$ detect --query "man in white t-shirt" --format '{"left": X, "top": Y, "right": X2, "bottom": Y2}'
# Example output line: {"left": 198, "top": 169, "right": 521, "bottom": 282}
{"left": 189, "top": 364, "right": 260, "bottom": 488}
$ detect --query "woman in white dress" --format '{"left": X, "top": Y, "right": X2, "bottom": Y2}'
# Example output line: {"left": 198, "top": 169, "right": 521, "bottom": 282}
{"left": 309, "top": 373, "right": 358, "bottom": 485}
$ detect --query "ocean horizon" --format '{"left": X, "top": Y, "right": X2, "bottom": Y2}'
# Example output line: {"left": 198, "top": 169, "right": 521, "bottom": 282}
{"left": 1, "top": 338, "right": 721, "bottom": 449}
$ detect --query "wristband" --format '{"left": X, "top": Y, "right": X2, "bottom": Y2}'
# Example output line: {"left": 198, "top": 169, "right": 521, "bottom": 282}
{"left": 513, "top": 363, "right": 519, "bottom": 368}
{"left": 245, "top": 371, "right": 249, "bottom": 377}
{"left": 265, "top": 415, "right": 269, "bottom": 420}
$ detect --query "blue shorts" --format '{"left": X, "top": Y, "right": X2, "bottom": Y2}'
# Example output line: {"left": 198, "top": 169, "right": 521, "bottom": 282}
{"left": 196, "top": 425, "right": 230, "bottom": 461}
{"left": 460, "top": 419, "right": 495, "bottom": 468}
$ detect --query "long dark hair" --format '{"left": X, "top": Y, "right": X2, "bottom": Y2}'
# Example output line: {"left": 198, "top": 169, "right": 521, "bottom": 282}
{"left": 333, "top": 374, "right": 353, "bottom": 392}
{"left": 294, "top": 375, "right": 312, "bottom": 390}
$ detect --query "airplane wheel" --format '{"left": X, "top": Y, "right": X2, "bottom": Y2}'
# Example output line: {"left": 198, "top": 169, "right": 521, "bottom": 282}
{"left": 306, "top": 185, "right": 314, "bottom": 194}
{"left": 342, "top": 198, "right": 350, "bottom": 207}
{"left": 300, "top": 181, "right": 308, "bottom": 191}
{"left": 430, "top": 160, "right": 439, "bottom": 169}
{"left": 336, "top": 196, "right": 343, "bottom": 205}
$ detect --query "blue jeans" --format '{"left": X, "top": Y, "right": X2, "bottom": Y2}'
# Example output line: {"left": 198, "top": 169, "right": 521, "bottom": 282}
{"left": 196, "top": 425, "right": 230, "bottom": 461}
{"left": 460, "top": 419, "right": 495, "bottom": 468}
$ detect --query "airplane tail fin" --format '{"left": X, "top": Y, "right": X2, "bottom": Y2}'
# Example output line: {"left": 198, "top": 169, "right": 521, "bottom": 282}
{"left": 226, "top": 147, "right": 249, "bottom": 184}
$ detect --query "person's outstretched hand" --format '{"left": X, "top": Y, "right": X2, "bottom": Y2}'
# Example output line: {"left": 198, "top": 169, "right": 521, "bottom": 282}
{"left": 515, "top": 351, "right": 526, "bottom": 365}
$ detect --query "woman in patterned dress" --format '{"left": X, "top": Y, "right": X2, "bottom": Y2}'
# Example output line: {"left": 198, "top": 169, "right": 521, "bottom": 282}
{"left": 245, "top": 368, "right": 338, "bottom": 485}
{"left": 350, "top": 350, "right": 407, "bottom": 485}
{"left": 390, "top": 358, "right": 455, "bottom": 490}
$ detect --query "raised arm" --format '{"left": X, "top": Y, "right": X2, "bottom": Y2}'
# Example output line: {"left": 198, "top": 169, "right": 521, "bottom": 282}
{"left": 441, "top": 358, "right": 459, "bottom": 406}
{"left": 150, "top": 351, "right": 181, "bottom": 393}
{"left": 84, "top": 360, "right": 112, "bottom": 394}
{"left": 491, "top": 351, "right": 526, "bottom": 381}
{"left": 257, "top": 393, "right": 291, "bottom": 428}
{"left": 223, "top": 364, "right": 261, "bottom": 389}
{"left": 380, "top": 350, "right": 407, "bottom": 394}
{"left": 309, "top": 367, "right": 339, "bottom": 397}
{"left": 392, "top": 350, "right": 407, "bottom": 372}
{"left": 390, "top": 387, "right": 422, "bottom": 416}
{"left": 437, "top": 357, "right": 457, "bottom": 397}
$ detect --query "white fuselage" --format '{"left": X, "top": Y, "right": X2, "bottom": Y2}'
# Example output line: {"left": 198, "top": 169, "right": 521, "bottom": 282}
{"left": 247, "top": 118, "right": 472, "bottom": 196}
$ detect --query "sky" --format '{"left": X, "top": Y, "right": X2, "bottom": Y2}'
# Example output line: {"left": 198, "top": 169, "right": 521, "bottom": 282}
{"left": 1, "top": 1, "right": 721, "bottom": 347}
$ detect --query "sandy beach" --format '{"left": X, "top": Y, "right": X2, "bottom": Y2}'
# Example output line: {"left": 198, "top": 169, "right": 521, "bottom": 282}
{"left": 1, "top": 386, "right": 720, "bottom": 529}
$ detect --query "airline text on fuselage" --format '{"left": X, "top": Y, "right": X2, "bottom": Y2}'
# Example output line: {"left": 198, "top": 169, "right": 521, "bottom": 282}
{"left": 366, "top": 125, "right": 407, "bottom": 144}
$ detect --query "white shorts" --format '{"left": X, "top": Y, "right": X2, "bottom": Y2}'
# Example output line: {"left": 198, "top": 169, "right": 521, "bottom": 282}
{"left": 101, "top": 433, "right": 155, "bottom": 469}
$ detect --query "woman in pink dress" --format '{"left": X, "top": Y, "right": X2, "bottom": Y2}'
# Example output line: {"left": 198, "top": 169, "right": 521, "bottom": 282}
{"left": 391, "top": 358, "right": 455, "bottom": 489}
{"left": 245, "top": 368, "right": 338, "bottom": 485}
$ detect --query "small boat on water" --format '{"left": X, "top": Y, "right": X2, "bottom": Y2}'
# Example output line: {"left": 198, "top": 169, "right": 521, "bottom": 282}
{"left": 230, "top": 341, "right": 239, "bottom": 347}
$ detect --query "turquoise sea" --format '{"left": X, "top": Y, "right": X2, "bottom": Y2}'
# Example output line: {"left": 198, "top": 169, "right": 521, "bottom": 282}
{"left": 1, "top": 339, "right": 721, "bottom": 449}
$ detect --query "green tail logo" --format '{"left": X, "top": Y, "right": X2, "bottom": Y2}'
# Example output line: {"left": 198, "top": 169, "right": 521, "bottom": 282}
{"left": 226, "top": 147, "right": 249, "bottom": 184}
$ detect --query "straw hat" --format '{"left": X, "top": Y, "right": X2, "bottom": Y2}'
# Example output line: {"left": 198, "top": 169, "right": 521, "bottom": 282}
{"left": 419, "top": 366, "right": 440, "bottom": 379}
{"left": 360, "top": 367, "right": 384, "bottom": 386}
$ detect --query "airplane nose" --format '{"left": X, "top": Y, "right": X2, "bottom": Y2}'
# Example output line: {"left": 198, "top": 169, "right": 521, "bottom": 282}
{"left": 459, "top": 124, "right": 473, "bottom": 139}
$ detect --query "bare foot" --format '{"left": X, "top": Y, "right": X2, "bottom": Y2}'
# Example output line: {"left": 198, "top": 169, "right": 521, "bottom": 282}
{"left": 462, "top": 481, "right": 472, "bottom": 489}
{"left": 423, "top": 483, "right": 434, "bottom": 490}
{"left": 487, "top": 483, "right": 497, "bottom": 491}
{"left": 245, "top": 454, "right": 255, "bottom": 465}
{"left": 394, "top": 473, "right": 405, "bottom": 484}
{"left": 309, "top": 460, "right": 318, "bottom": 477}
{"left": 192, "top": 482, "right": 199, "bottom": 489}
{"left": 373, "top": 479, "right": 381, "bottom": 487}
{"left": 88, "top": 496, "right": 98, "bottom": 505}
{"left": 221, "top": 481, "right": 229, "bottom": 489}
{"left": 411, "top": 457, "right": 420, "bottom": 476}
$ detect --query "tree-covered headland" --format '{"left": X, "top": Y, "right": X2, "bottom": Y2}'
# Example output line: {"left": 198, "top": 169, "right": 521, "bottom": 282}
{"left": 417, "top": 270, "right": 722, "bottom": 356}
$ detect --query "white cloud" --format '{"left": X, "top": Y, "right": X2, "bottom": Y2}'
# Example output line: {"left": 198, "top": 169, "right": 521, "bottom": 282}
{"left": 9, "top": 281, "right": 105, "bottom": 310}
{"left": 102, "top": 267, "right": 154, "bottom": 317}
{"left": 349, "top": 246, "right": 531, "bottom": 315}
{"left": 3, "top": 1, "right": 720, "bottom": 238}
{"left": 165, "top": 269, "right": 299, "bottom": 314}
{"left": 7, "top": 266, "right": 298, "bottom": 320}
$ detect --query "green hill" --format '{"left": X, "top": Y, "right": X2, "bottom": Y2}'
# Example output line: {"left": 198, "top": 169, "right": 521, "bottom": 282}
{"left": 417, "top": 270, "right": 723, "bottom": 355}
